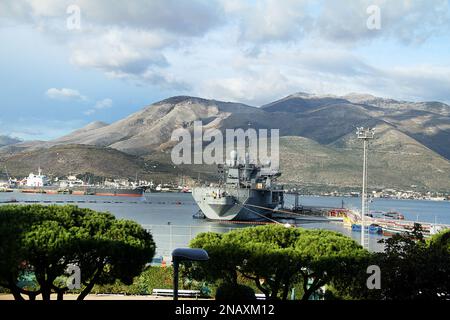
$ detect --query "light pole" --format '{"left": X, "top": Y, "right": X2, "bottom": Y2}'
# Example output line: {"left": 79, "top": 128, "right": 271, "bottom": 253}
{"left": 356, "top": 127, "right": 375, "bottom": 249}
{"left": 172, "top": 248, "right": 209, "bottom": 301}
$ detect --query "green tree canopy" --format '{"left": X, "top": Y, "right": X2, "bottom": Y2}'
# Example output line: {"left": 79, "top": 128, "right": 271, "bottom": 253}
{"left": 363, "top": 225, "right": 450, "bottom": 300}
{"left": 187, "top": 224, "right": 368, "bottom": 300}
{"left": 0, "top": 204, "right": 155, "bottom": 301}
{"left": 429, "top": 229, "right": 450, "bottom": 253}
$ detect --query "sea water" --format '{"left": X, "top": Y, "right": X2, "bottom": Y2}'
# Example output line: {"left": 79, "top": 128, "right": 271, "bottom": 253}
{"left": 1, "top": 191, "right": 449, "bottom": 254}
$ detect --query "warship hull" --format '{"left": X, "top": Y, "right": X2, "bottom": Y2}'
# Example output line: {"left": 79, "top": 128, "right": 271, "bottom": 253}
{"left": 192, "top": 187, "right": 282, "bottom": 221}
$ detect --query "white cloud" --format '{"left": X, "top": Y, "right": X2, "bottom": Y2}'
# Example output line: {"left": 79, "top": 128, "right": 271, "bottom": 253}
{"left": 76, "top": 0, "right": 224, "bottom": 36}
{"left": 314, "top": 0, "right": 450, "bottom": 45}
{"left": 219, "top": 0, "right": 450, "bottom": 46}
{"left": 199, "top": 69, "right": 297, "bottom": 105}
{"left": 70, "top": 28, "right": 171, "bottom": 72}
{"left": 1, "top": 0, "right": 221, "bottom": 90}
{"left": 84, "top": 98, "right": 113, "bottom": 116}
{"left": 178, "top": 40, "right": 450, "bottom": 105}
{"left": 223, "top": 0, "right": 312, "bottom": 44}
{"left": 3, "top": 0, "right": 449, "bottom": 48}
{"left": 372, "top": 65, "right": 450, "bottom": 102}
{"left": 93, "top": 98, "right": 112, "bottom": 110}
{"left": 45, "top": 88, "right": 87, "bottom": 101}
{"left": 3, "top": 0, "right": 450, "bottom": 105}
{"left": 45, "top": 88, "right": 114, "bottom": 116}
{"left": 0, "top": 0, "right": 224, "bottom": 34}
{"left": 69, "top": 27, "right": 186, "bottom": 88}
{"left": 83, "top": 109, "right": 95, "bottom": 116}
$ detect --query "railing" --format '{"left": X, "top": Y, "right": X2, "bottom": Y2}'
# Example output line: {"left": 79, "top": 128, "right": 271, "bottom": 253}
{"left": 142, "top": 224, "right": 239, "bottom": 258}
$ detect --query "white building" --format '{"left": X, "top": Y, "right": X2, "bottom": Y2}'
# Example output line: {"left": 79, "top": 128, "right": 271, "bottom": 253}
{"left": 26, "top": 168, "right": 48, "bottom": 187}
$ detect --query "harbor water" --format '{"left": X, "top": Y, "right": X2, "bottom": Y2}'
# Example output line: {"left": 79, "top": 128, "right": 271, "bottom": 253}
{"left": 1, "top": 191, "right": 449, "bottom": 255}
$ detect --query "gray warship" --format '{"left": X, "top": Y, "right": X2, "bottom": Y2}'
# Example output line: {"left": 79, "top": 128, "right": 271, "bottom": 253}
{"left": 192, "top": 151, "right": 284, "bottom": 221}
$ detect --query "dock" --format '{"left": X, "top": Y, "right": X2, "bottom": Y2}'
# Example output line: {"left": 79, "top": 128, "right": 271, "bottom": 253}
{"left": 243, "top": 203, "right": 341, "bottom": 223}
{"left": 344, "top": 210, "right": 450, "bottom": 237}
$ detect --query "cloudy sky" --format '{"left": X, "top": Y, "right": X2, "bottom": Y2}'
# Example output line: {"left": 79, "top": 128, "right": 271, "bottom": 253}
{"left": 1, "top": 0, "right": 450, "bottom": 140}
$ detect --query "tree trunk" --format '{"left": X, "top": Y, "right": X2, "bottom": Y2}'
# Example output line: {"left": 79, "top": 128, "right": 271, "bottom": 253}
{"left": 8, "top": 278, "right": 41, "bottom": 301}
{"left": 302, "top": 278, "right": 323, "bottom": 301}
{"left": 28, "top": 292, "right": 38, "bottom": 301}
{"left": 41, "top": 281, "right": 54, "bottom": 301}
{"left": 51, "top": 284, "right": 67, "bottom": 301}
{"left": 270, "top": 280, "right": 280, "bottom": 300}
{"left": 77, "top": 265, "right": 103, "bottom": 301}
{"left": 35, "top": 270, "right": 51, "bottom": 301}
{"left": 9, "top": 286, "right": 25, "bottom": 301}
{"left": 41, "top": 285, "right": 51, "bottom": 301}
{"left": 77, "top": 279, "right": 95, "bottom": 301}
{"left": 301, "top": 275, "right": 311, "bottom": 300}
{"left": 6, "top": 279, "right": 25, "bottom": 301}
{"left": 254, "top": 278, "right": 270, "bottom": 299}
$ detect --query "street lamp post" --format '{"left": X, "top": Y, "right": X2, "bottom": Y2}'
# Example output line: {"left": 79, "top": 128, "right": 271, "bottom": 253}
{"left": 356, "top": 127, "right": 375, "bottom": 249}
{"left": 172, "top": 248, "right": 209, "bottom": 301}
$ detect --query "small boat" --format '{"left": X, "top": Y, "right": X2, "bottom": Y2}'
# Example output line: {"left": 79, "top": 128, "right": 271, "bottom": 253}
{"left": 193, "top": 210, "right": 206, "bottom": 219}
{"left": 382, "top": 225, "right": 411, "bottom": 236}
{"left": 383, "top": 211, "right": 405, "bottom": 220}
{"left": 181, "top": 186, "right": 192, "bottom": 193}
{"left": 369, "top": 224, "right": 383, "bottom": 234}
{"left": 351, "top": 224, "right": 383, "bottom": 234}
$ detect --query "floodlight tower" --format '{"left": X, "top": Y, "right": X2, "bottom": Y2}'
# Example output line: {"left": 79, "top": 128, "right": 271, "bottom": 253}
{"left": 356, "top": 127, "right": 375, "bottom": 249}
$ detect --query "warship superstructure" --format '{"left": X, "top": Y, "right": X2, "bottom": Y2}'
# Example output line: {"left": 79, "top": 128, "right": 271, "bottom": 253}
{"left": 192, "top": 151, "right": 284, "bottom": 221}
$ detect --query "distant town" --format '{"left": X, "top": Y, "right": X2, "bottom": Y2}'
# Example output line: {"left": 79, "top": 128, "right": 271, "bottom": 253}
{"left": 289, "top": 187, "right": 450, "bottom": 201}
{"left": 0, "top": 168, "right": 193, "bottom": 194}
{"left": 1, "top": 168, "right": 448, "bottom": 201}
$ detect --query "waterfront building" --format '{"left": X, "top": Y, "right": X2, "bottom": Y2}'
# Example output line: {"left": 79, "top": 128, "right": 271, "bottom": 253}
{"left": 25, "top": 168, "right": 49, "bottom": 187}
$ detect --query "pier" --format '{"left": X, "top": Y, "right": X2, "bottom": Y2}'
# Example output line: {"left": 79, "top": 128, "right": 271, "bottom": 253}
{"left": 343, "top": 210, "right": 450, "bottom": 238}
{"left": 242, "top": 203, "right": 341, "bottom": 222}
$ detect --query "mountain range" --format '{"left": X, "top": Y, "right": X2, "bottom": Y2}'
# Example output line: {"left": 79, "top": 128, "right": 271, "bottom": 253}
{"left": 0, "top": 135, "right": 21, "bottom": 148}
{"left": 1, "top": 92, "right": 450, "bottom": 192}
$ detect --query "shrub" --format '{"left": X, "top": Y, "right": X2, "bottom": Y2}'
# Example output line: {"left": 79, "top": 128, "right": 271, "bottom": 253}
{"left": 215, "top": 283, "right": 256, "bottom": 301}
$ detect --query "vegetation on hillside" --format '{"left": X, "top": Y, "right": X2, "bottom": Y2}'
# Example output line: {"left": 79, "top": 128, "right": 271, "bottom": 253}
{"left": 2, "top": 94, "right": 450, "bottom": 192}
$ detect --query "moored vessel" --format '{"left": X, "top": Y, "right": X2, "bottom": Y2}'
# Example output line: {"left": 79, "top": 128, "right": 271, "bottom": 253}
{"left": 192, "top": 151, "right": 284, "bottom": 221}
